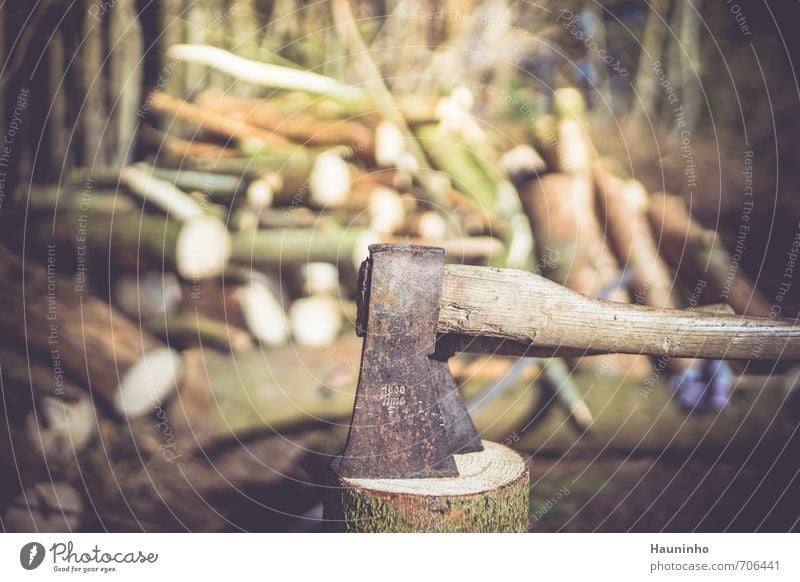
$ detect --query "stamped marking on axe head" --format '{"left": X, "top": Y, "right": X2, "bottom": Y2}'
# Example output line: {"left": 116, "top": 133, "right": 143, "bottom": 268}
{"left": 339, "top": 244, "right": 479, "bottom": 479}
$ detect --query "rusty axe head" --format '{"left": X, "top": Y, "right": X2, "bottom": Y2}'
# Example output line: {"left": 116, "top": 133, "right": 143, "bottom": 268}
{"left": 338, "top": 243, "right": 800, "bottom": 479}
{"left": 338, "top": 244, "right": 481, "bottom": 479}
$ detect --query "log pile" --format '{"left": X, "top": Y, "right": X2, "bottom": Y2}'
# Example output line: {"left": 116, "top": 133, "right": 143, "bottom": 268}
{"left": 1, "top": 16, "right": 795, "bottom": 532}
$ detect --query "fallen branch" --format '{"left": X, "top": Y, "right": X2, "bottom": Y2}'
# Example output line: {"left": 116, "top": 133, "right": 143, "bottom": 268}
{"left": 166, "top": 44, "right": 366, "bottom": 104}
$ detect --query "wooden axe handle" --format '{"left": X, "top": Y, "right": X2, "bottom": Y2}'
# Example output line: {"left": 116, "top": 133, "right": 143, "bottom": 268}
{"left": 439, "top": 265, "right": 799, "bottom": 360}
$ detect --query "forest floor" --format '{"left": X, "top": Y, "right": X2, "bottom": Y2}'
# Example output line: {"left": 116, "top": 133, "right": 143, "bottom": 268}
{"left": 528, "top": 434, "right": 800, "bottom": 532}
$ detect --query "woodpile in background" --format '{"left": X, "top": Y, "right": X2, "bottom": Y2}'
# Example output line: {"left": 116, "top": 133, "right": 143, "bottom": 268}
{"left": 1, "top": 1, "right": 798, "bottom": 533}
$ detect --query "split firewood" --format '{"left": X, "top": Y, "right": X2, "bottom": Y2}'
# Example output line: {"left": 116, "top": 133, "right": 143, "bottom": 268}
{"left": 69, "top": 167, "right": 233, "bottom": 272}
{"left": 244, "top": 172, "right": 283, "bottom": 211}
{"left": 154, "top": 150, "right": 306, "bottom": 180}
{"left": 595, "top": 165, "right": 678, "bottom": 310}
{"left": 519, "top": 173, "right": 625, "bottom": 297}
{"left": 233, "top": 206, "right": 344, "bottom": 232}
{"left": 146, "top": 91, "right": 297, "bottom": 155}
{"left": 195, "top": 90, "right": 375, "bottom": 154}
{"left": 518, "top": 173, "right": 652, "bottom": 378}
{"left": 647, "top": 192, "right": 772, "bottom": 316}
{"left": 552, "top": 87, "right": 595, "bottom": 176}
{"left": 530, "top": 114, "right": 560, "bottom": 171}
{"left": 307, "top": 150, "right": 353, "bottom": 208}
{"left": 183, "top": 272, "right": 290, "bottom": 348}
{"left": 0, "top": 244, "right": 183, "bottom": 418}
{"left": 442, "top": 187, "right": 508, "bottom": 237}
{"left": 595, "top": 165, "right": 699, "bottom": 373}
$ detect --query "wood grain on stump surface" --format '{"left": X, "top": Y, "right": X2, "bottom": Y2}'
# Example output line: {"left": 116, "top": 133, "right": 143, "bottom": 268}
{"left": 326, "top": 441, "right": 530, "bottom": 532}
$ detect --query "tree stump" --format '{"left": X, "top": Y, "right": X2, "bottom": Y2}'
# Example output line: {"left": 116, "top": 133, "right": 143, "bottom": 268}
{"left": 324, "top": 441, "right": 529, "bottom": 532}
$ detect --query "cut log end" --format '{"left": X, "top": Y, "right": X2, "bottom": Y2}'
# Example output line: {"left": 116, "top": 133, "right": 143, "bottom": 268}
{"left": 310, "top": 152, "right": 351, "bottom": 207}
{"left": 289, "top": 295, "right": 343, "bottom": 347}
{"left": 325, "top": 441, "right": 530, "bottom": 532}
{"left": 374, "top": 120, "right": 406, "bottom": 167}
{"left": 368, "top": 186, "right": 406, "bottom": 235}
{"left": 114, "top": 347, "right": 184, "bottom": 417}
{"left": 176, "top": 216, "right": 231, "bottom": 279}
{"left": 27, "top": 397, "right": 97, "bottom": 463}
{"left": 235, "top": 278, "right": 290, "bottom": 347}
{"left": 245, "top": 176, "right": 276, "bottom": 210}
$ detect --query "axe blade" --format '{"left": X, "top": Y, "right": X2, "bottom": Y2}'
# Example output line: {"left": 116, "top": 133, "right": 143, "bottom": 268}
{"left": 339, "top": 244, "right": 478, "bottom": 479}
{"left": 432, "top": 340, "right": 483, "bottom": 454}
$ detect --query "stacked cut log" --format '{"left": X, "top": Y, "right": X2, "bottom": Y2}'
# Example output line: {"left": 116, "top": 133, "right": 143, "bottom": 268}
{"left": 0, "top": 46, "right": 513, "bottom": 532}
{"left": 518, "top": 88, "right": 653, "bottom": 379}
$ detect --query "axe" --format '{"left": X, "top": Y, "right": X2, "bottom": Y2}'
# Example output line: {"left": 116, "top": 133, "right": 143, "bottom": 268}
{"left": 339, "top": 244, "right": 799, "bottom": 479}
